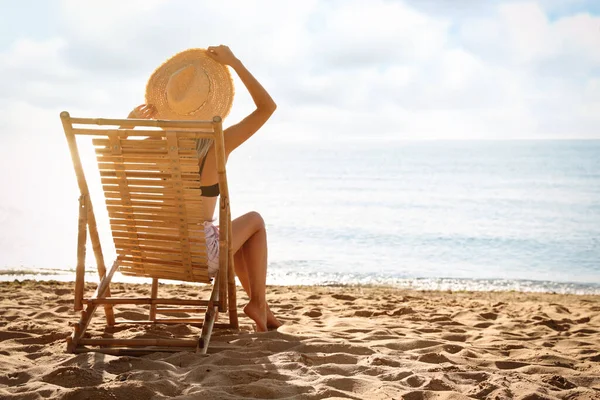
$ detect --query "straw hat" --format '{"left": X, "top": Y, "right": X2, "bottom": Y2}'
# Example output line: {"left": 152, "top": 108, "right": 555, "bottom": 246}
{"left": 145, "top": 48, "right": 234, "bottom": 120}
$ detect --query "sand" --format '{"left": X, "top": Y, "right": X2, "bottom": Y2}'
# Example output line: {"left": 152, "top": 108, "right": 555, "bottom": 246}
{"left": 0, "top": 280, "right": 599, "bottom": 399}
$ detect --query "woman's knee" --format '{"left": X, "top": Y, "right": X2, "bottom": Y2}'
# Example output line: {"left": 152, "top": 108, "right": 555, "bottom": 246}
{"left": 232, "top": 211, "right": 266, "bottom": 251}
{"left": 245, "top": 211, "right": 265, "bottom": 231}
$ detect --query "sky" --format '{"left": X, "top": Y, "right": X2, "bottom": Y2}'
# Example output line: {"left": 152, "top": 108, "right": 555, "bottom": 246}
{"left": 0, "top": 0, "right": 599, "bottom": 269}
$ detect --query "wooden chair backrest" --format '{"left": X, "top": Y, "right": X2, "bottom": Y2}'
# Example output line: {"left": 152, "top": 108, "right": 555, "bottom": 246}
{"left": 63, "top": 115, "right": 229, "bottom": 284}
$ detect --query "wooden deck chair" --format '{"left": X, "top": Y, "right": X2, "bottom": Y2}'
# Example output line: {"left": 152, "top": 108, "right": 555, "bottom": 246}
{"left": 60, "top": 111, "right": 238, "bottom": 355}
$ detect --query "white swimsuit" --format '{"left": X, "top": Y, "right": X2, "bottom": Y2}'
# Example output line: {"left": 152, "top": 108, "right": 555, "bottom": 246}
{"left": 203, "top": 221, "right": 220, "bottom": 277}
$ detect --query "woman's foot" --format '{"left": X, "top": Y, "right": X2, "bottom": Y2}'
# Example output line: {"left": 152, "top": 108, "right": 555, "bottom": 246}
{"left": 266, "top": 306, "right": 283, "bottom": 330}
{"left": 244, "top": 300, "right": 268, "bottom": 332}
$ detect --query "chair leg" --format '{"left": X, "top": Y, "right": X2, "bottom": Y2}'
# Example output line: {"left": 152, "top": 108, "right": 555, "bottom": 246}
{"left": 228, "top": 248, "right": 239, "bottom": 329}
{"left": 74, "top": 195, "right": 87, "bottom": 312}
{"left": 197, "top": 275, "right": 221, "bottom": 354}
{"left": 67, "top": 260, "right": 119, "bottom": 353}
{"left": 198, "top": 304, "right": 218, "bottom": 354}
{"left": 149, "top": 278, "right": 158, "bottom": 322}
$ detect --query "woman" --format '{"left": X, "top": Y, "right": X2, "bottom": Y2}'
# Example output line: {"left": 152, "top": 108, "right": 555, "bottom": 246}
{"left": 128, "top": 45, "right": 280, "bottom": 332}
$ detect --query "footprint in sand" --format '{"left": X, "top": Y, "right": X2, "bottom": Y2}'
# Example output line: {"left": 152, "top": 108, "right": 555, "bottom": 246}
{"left": 495, "top": 360, "right": 530, "bottom": 369}
{"left": 441, "top": 333, "right": 469, "bottom": 342}
{"left": 353, "top": 310, "right": 376, "bottom": 317}
{"left": 402, "top": 374, "right": 427, "bottom": 388}
{"left": 303, "top": 309, "right": 322, "bottom": 318}
{"left": 479, "top": 312, "right": 498, "bottom": 320}
{"left": 417, "top": 352, "right": 454, "bottom": 364}
{"left": 542, "top": 375, "right": 577, "bottom": 390}
{"left": 366, "top": 355, "right": 404, "bottom": 368}
{"left": 423, "top": 378, "right": 455, "bottom": 391}
{"left": 0, "top": 371, "right": 31, "bottom": 386}
{"left": 331, "top": 294, "right": 357, "bottom": 301}
{"left": 16, "top": 331, "right": 68, "bottom": 345}
{"left": 41, "top": 366, "right": 105, "bottom": 388}
{"left": 466, "top": 381, "right": 500, "bottom": 398}
{"left": 379, "top": 369, "right": 413, "bottom": 381}
{"left": 0, "top": 330, "right": 32, "bottom": 341}
{"left": 442, "top": 344, "right": 464, "bottom": 354}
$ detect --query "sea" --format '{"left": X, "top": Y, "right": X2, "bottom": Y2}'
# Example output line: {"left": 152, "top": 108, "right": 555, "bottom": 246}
{"left": 2, "top": 139, "right": 599, "bottom": 294}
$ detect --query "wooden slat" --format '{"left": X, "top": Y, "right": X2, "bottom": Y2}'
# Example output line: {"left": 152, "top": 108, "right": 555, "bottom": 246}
{"left": 109, "top": 209, "right": 189, "bottom": 220}
{"left": 106, "top": 197, "right": 203, "bottom": 207}
{"left": 113, "top": 234, "right": 206, "bottom": 247}
{"left": 114, "top": 240, "right": 208, "bottom": 253}
{"left": 115, "top": 238, "right": 184, "bottom": 249}
{"left": 118, "top": 267, "right": 209, "bottom": 281}
{"left": 117, "top": 255, "right": 209, "bottom": 268}
{"left": 92, "top": 138, "right": 197, "bottom": 148}
{"left": 96, "top": 155, "right": 199, "bottom": 164}
{"left": 109, "top": 211, "right": 205, "bottom": 221}
{"left": 111, "top": 231, "right": 198, "bottom": 242}
{"left": 98, "top": 163, "right": 199, "bottom": 173}
{"left": 110, "top": 215, "right": 197, "bottom": 226}
{"left": 96, "top": 147, "right": 197, "bottom": 156}
{"left": 79, "top": 338, "right": 197, "bottom": 347}
{"left": 116, "top": 244, "right": 185, "bottom": 255}
{"left": 110, "top": 213, "right": 199, "bottom": 224}
{"left": 155, "top": 307, "right": 205, "bottom": 313}
{"left": 70, "top": 117, "right": 215, "bottom": 129}
{"left": 117, "top": 239, "right": 207, "bottom": 252}
{"left": 117, "top": 257, "right": 209, "bottom": 270}
{"left": 107, "top": 204, "right": 181, "bottom": 213}
{"left": 120, "top": 272, "right": 209, "bottom": 283}
{"left": 93, "top": 138, "right": 168, "bottom": 148}
{"left": 110, "top": 222, "right": 203, "bottom": 234}
{"left": 105, "top": 198, "right": 203, "bottom": 207}
{"left": 104, "top": 191, "right": 202, "bottom": 201}
{"left": 111, "top": 208, "right": 204, "bottom": 217}
{"left": 107, "top": 205, "right": 204, "bottom": 216}
{"left": 116, "top": 245, "right": 207, "bottom": 260}
{"left": 101, "top": 177, "right": 201, "bottom": 188}
{"left": 110, "top": 223, "right": 203, "bottom": 236}
{"left": 73, "top": 128, "right": 214, "bottom": 139}
{"left": 114, "top": 236, "right": 207, "bottom": 247}
{"left": 116, "top": 240, "right": 207, "bottom": 255}
{"left": 103, "top": 185, "right": 200, "bottom": 195}
{"left": 110, "top": 223, "right": 181, "bottom": 233}
{"left": 111, "top": 229, "right": 206, "bottom": 242}
{"left": 110, "top": 215, "right": 204, "bottom": 226}
{"left": 99, "top": 171, "right": 201, "bottom": 180}
{"left": 117, "top": 252, "right": 208, "bottom": 264}
{"left": 82, "top": 297, "right": 210, "bottom": 306}
{"left": 120, "top": 263, "right": 210, "bottom": 279}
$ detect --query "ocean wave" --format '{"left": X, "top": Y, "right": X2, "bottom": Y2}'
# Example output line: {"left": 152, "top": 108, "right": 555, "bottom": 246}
{"left": 2, "top": 266, "right": 598, "bottom": 295}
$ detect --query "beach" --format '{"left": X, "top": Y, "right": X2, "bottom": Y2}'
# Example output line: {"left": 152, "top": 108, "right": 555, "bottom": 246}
{"left": 0, "top": 281, "right": 598, "bottom": 399}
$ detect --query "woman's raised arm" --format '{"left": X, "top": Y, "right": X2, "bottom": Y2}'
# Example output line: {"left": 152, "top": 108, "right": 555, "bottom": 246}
{"left": 206, "top": 45, "right": 277, "bottom": 154}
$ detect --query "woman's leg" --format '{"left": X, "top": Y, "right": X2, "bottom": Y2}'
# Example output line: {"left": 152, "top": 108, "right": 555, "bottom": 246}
{"left": 231, "top": 211, "right": 280, "bottom": 332}
{"left": 234, "top": 245, "right": 281, "bottom": 329}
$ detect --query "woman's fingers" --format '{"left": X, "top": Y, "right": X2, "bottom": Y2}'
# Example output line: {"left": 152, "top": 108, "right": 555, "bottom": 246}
{"left": 130, "top": 104, "right": 157, "bottom": 119}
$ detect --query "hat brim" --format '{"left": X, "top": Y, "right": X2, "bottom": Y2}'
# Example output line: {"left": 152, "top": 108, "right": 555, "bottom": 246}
{"left": 145, "top": 48, "right": 234, "bottom": 120}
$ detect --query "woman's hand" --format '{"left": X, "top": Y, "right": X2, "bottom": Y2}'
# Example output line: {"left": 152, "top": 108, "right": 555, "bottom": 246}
{"left": 127, "top": 104, "right": 157, "bottom": 119}
{"left": 206, "top": 45, "right": 239, "bottom": 67}
{"left": 119, "top": 104, "right": 157, "bottom": 135}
